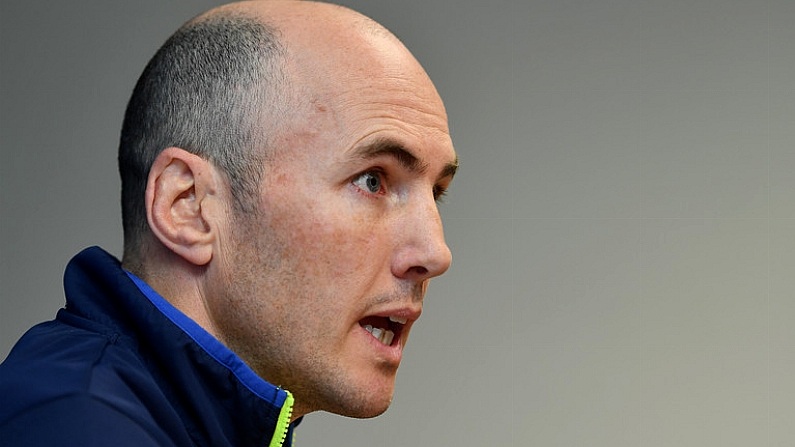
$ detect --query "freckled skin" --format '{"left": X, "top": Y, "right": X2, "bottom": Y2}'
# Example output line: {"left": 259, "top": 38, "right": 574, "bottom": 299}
{"left": 185, "top": 1, "right": 456, "bottom": 421}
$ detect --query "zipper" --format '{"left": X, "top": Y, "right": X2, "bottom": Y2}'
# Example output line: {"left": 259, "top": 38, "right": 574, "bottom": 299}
{"left": 269, "top": 389, "right": 294, "bottom": 447}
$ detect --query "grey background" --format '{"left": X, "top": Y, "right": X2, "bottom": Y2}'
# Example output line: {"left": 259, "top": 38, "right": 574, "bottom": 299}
{"left": 1, "top": 0, "right": 793, "bottom": 445}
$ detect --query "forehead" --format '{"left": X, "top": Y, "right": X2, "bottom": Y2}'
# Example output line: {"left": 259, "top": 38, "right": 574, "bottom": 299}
{"left": 282, "top": 21, "right": 455, "bottom": 167}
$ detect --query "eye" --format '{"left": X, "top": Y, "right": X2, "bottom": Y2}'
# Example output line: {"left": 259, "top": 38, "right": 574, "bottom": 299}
{"left": 352, "top": 170, "right": 385, "bottom": 195}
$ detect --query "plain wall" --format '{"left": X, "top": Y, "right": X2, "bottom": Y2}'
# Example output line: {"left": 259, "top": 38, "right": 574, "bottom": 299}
{"left": 2, "top": 1, "right": 793, "bottom": 445}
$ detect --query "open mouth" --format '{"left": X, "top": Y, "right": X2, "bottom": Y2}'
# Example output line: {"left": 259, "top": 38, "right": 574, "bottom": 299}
{"left": 359, "top": 315, "right": 407, "bottom": 347}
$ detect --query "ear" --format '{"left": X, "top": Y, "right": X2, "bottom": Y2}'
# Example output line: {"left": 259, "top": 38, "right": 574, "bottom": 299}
{"left": 145, "top": 147, "right": 220, "bottom": 266}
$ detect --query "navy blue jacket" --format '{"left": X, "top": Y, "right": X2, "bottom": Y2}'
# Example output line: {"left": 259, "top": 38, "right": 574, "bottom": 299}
{"left": 0, "top": 247, "right": 299, "bottom": 446}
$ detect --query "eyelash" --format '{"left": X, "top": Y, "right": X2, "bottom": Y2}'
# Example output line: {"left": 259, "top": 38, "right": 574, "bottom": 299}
{"left": 433, "top": 186, "right": 448, "bottom": 203}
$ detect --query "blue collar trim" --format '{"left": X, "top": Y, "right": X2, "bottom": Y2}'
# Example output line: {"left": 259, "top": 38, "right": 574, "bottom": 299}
{"left": 124, "top": 271, "right": 287, "bottom": 407}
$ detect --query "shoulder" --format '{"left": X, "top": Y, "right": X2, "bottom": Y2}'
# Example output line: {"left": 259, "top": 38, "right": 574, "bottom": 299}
{"left": 0, "top": 394, "right": 177, "bottom": 447}
{"left": 1, "top": 319, "right": 130, "bottom": 411}
{"left": 0, "top": 320, "right": 183, "bottom": 447}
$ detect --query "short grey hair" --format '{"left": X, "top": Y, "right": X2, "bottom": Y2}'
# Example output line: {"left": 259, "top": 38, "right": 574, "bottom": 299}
{"left": 118, "top": 12, "right": 286, "bottom": 261}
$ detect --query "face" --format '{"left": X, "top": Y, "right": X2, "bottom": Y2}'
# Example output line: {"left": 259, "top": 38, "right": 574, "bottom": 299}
{"left": 204, "top": 25, "right": 457, "bottom": 419}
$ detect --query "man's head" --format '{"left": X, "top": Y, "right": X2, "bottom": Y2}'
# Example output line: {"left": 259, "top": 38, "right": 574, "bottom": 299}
{"left": 119, "top": 0, "right": 457, "bottom": 420}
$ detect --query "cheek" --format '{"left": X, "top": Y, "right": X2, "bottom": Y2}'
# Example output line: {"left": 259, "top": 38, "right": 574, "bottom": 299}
{"left": 318, "top": 221, "right": 380, "bottom": 270}
{"left": 283, "top": 206, "right": 389, "bottom": 281}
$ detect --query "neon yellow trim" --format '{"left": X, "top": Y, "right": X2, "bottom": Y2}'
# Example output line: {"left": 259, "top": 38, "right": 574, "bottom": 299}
{"left": 269, "top": 390, "right": 294, "bottom": 447}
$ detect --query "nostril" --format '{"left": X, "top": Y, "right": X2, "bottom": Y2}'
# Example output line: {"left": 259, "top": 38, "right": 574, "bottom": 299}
{"left": 410, "top": 266, "right": 428, "bottom": 276}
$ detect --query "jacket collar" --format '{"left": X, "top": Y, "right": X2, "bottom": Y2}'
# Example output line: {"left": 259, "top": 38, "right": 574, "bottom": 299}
{"left": 64, "top": 246, "right": 298, "bottom": 446}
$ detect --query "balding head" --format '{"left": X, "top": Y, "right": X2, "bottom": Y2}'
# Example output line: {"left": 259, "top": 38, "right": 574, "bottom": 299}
{"left": 203, "top": 0, "right": 448, "bottom": 156}
{"left": 119, "top": 0, "right": 443, "bottom": 267}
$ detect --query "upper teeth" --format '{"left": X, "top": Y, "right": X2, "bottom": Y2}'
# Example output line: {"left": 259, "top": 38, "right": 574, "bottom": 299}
{"left": 389, "top": 316, "right": 407, "bottom": 324}
{"left": 363, "top": 325, "right": 395, "bottom": 346}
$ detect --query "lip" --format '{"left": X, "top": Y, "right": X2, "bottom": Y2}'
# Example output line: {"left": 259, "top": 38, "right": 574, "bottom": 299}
{"left": 358, "top": 324, "right": 403, "bottom": 365}
{"left": 358, "top": 306, "right": 421, "bottom": 365}
{"left": 370, "top": 306, "right": 422, "bottom": 323}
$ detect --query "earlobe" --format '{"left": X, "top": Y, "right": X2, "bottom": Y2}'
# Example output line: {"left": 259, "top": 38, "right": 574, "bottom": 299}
{"left": 146, "top": 147, "right": 217, "bottom": 266}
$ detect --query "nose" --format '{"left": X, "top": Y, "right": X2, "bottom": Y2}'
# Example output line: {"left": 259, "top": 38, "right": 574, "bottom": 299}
{"left": 391, "top": 195, "right": 452, "bottom": 282}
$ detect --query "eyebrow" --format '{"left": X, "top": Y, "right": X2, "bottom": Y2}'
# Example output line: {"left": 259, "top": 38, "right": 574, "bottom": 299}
{"left": 352, "top": 138, "right": 459, "bottom": 181}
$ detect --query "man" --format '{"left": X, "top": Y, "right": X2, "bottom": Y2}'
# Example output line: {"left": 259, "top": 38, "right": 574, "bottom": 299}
{"left": 0, "top": 1, "right": 457, "bottom": 446}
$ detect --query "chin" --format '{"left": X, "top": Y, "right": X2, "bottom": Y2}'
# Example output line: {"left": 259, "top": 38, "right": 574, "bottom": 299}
{"left": 339, "top": 398, "right": 393, "bottom": 419}
{"left": 327, "top": 384, "right": 396, "bottom": 419}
